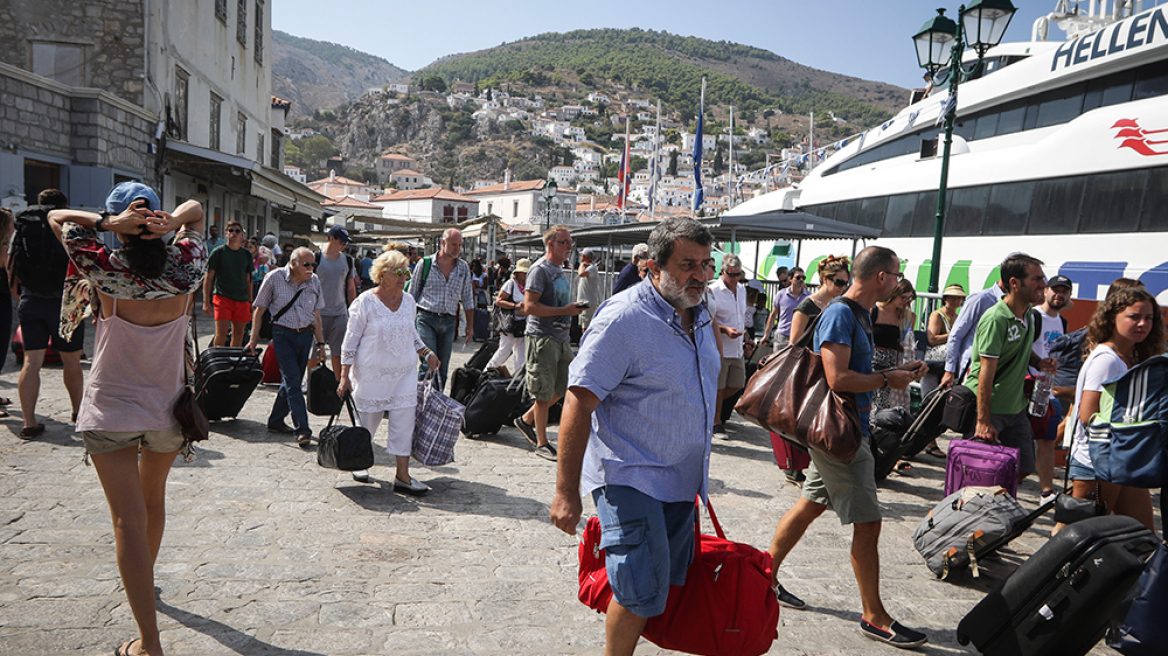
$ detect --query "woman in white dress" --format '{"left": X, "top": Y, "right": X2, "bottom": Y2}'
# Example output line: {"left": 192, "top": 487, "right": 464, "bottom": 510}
{"left": 337, "top": 249, "right": 439, "bottom": 492}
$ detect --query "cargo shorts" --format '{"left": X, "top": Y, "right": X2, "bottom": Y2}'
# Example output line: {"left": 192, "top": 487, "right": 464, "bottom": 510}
{"left": 524, "top": 335, "right": 573, "bottom": 402}
{"left": 801, "top": 435, "right": 882, "bottom": 525}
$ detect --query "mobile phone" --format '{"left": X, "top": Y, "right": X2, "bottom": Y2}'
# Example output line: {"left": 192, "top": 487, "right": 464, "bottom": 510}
{"left": 576, "top": 301, "right": 590, "bottom": 309}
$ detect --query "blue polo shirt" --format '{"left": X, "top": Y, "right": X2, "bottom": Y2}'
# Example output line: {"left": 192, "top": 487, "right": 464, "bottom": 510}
{"left": 813, "top": 300, "right": 874, "bottom": 434}
{"left": 570, "top": 278, "right": 721, "bottom": 503}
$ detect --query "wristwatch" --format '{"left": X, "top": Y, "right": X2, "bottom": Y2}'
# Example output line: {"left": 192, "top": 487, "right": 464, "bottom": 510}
{"left": 95, "top": 212, "right": 110, "bottom": 232}
{"left": 881, "top": 371, "right": 889, "bottom": 389}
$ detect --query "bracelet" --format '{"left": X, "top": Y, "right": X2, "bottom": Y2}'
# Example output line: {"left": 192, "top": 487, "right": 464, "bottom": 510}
{"left": 316, "top": 342, "right": 326, "bottom": 347}
{"left": 881, "top": 371, "right": 889, "bottom": 389}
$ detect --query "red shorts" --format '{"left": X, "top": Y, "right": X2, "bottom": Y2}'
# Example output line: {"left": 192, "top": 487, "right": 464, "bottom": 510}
{"left": 212, "top": 295, "right": 252, "bottom": 323}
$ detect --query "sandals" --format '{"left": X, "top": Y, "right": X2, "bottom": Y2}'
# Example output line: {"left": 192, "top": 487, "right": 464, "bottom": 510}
{"left": 114, "top": 638, "right": 141, "bottom": 656}
{"left": 19, "top": 423, "right": 45, "bottom": 440}
{"left": 895, "top": 461, "right": 913, "bottom": 472}
{"left": 925, "top": 445, "right": 946, "bottom": 458}
{"left": 0, "top": 396, "right": 11, "bottom": 406}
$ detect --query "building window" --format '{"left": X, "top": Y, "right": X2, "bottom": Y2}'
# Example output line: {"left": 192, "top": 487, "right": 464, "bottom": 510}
{"left": 209, "top": 93, "right": 222, "bottom": 151}
{"left": 236, "top": 0, "right": 248, "bottom": 46}
{"left": 256, "top": 133, "right": 265, "bottom": 166}
{"left": 457, "top": 207, "right": 468, "bottom": 221}
{"left": 254, "top": 0, "right": 264, "bottom": 65}
{"left": 513, "top": 200, "right": 519, "bottom": 218}
{"left": 30, "top": 42, "right": 84, "bottom": 86}
{"left": 443, "top": 206, "right": 454, "bottom": 223}
{"left": 215, "top": 0, "right": 227, "bottom": 22}
{"left": 270, "top": 132, "right": 281, "bottom": 168}
{"left": 486, "top": 203, "right": 493, "bottom": 215}
{"left": 236, "top": 112, "right": 247, "bottom": 155}
{"left": 173, "top": 68, "right": 189, "bottom": 140}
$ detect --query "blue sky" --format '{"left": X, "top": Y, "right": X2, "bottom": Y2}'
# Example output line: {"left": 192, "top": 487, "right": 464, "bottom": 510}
{"left": 272, "top": 1, "right": 1140, "bottom": 89}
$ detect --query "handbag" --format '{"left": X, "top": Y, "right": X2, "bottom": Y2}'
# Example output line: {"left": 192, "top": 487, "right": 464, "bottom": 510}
{"left": 942, "top": 384, "right": 978, "bottom": 434}
{"left": 489, "top": 303, "right": 514, "bottom": 336}
{"left": 306, "top": 363, "right": 344, "bottom": 417}
{"left": 1053, "top": 490, "right": 1107, "bottom": 525}
{"left": 734, "top": 298, "right": 865, "bottom": 463}
{"left": 173, "top": 300, "right": 209, "bottom": 443}
{"left": 578, "top": 499, "right": 781, "bottom": 656}
{"left": 412, "top": 372, "right": 465, "bottom": 466}
{"left": 1108, "top": 541, "right": 1168, "bottom": 655}
{"left": 317, "top": 394, "right": 374, "bottom": 471}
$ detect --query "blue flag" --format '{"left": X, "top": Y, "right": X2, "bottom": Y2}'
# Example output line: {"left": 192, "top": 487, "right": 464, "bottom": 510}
{"left": 693, "top": 81, "right": 706, "bottom": 212}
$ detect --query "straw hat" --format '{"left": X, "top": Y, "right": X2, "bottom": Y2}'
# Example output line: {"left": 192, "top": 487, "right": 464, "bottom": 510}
{"left": 514, "top": 258, "right": 532, "bottom": 274}
{"left": 942, "top": 284, "right": 967, "bottom": 298}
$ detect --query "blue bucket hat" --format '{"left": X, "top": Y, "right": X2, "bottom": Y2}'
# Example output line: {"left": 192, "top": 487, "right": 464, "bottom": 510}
{"left": 105, "top": 182, "right": 161, "bottom": 214}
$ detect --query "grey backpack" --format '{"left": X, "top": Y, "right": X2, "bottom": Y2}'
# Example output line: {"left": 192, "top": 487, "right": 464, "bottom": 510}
{"left": 912, "top": 486, "right": 1028, "bottom": 579}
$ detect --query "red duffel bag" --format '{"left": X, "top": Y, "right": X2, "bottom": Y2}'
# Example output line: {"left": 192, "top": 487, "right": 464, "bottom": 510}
{"left": 578, "top": 499, "right": 780, "bottom": 656}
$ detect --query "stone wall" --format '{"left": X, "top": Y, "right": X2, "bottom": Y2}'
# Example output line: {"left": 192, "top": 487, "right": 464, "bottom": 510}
{"left": 0, "top": 0, "right": 146, "bottom": 107}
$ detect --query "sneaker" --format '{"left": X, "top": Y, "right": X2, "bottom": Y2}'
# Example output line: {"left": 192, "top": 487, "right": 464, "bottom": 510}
{"left": 712, "top": 424, "right": 728, "bottom": 439}
{"left": 859, "top": 619, "right": 928, "bottom": 649}
{"left": 534, "top": 443, "right": 558, "bottom": 461}
{"left": 783, "top": 470, "right": 806, "bottom": 488}
{"left": 773, "top": 583, "right": 806, "bottom": 610}
{"left": 296, "top": 434, "right": 312, "bottom": 449}
{"left": 394, "top": 476, "right": 430, "bottom": 495}
{"left": 513, "top": 416, "right": 538, "bottom": 447}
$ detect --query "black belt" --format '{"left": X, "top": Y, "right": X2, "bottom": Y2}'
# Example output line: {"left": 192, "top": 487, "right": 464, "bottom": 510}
{"left": 418, "top": 308, "right": 453, "bottom": 317}
{"left": 275, "top": 324, "right": 316, "bottom": 333}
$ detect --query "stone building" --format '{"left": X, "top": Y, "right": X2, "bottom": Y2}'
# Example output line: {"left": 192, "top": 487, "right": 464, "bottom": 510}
{"left": 0, "top": 0, "right": 323, "bottom": 238}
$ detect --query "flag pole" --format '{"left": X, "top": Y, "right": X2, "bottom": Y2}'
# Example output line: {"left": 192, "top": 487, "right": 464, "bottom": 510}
{"left": 651, "top": 99, "right": 661, "bottom": 220}
{"left": 692, "top": 77, "right": 706, "bottom": 216}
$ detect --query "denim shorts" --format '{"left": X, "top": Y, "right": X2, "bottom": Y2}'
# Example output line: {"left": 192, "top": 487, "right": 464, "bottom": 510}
{"left": 1068, "top": 458, "right": 1096, "bottom": 481}
{"left": 591, "top": 485, "right": 695, "bottom": 618}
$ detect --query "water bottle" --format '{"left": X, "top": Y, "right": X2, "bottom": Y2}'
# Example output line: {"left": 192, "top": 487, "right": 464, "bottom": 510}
{"left": 1029, "top": 371, "right": 1052, "bottom": 417}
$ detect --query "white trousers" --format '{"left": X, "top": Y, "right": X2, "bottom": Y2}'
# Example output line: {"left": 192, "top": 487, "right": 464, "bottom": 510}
{"left": 485, "top": 333, "right": 525, "bottom": 372}
{"left": 358, "top": 407, "right": 415, "bottom": 458}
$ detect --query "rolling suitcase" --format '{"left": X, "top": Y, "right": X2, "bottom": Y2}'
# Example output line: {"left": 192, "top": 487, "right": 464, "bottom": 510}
{"left": 473, "top": 308, "right": 490, "bottom": 342}
{"left": 871, "top": 407, "right": 913, "bottom": 482}
{"left": 462, "top": 370, "right": 525, "bottom": 437}
{"left": 306, "top": 364, "right": 343, "bottom": 417}
{"left": 261, "top": 343, "right": 281, "bottom": 384}
{"left": 197, "top": 346, "right": 264, "bottom": 421}
{"left": 957, "top": 515, "right": 1159, "bottom": 656}
{"left": 465, "top": 337, "right": 499, "bottom": 371}
{"left": 900, "top": 386, "right": 949, "bottom": 458}
{"left": 945, "top": 438, "right": 1021, "bottom": 498}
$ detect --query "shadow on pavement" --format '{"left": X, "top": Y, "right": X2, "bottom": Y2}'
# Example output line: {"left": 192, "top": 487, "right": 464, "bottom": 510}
{"left": 156, "top": 599, "right": 327, "bottom": 656}
{"left": 336, "top": 476, "right": 549, "bottom": 520}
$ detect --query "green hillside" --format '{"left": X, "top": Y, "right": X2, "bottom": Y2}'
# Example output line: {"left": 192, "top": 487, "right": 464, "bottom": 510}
{"left": 420, "top": 28, "right": 891, "bottom": 126}
{"left": 273, "top": 30, "right": 398, "bottom": 71}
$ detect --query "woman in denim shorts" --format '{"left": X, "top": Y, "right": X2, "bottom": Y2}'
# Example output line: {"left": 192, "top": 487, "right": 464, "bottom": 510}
{"left": 50, "top": 183, "right": 207, "bottom": 656}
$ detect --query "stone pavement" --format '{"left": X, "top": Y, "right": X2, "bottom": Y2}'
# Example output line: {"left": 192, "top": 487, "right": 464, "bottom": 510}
{"left": 0, "top": 311, "right": 1153, "bottom": 656}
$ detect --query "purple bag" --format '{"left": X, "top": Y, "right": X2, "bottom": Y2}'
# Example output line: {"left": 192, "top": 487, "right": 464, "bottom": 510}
{"left": 945, "top": 439, "right": 1020, "bottom": 498}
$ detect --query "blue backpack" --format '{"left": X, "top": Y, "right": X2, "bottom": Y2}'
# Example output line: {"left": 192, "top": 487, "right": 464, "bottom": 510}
{"left": 1087, "top": 354, "right": 1168, "bottom": 488}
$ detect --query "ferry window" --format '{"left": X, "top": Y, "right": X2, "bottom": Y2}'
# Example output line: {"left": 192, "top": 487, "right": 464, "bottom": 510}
{"left": 952, "top": 118, "right": 976, "bottom": 142}
{"left": 809, "top": 203, "right": 837, "bottom": 221}
{"left": 836, "top": 199, "right": 862, "bottom": 225}
{"left": 858, "top": 196, "right": 888, "bottom": 231}
{"left": 1028, "top": 176, "right": 1084, "bottom": 234}
{"left": 911, "top": 192, "right": 937, "bottom": 238}
{"left": 1085, "top": 69, "right": 1135, "bottom": 111}
{"left": 1034, "top": 83, "right": 1085, "bottom": 129}
{"left": 973, "top": 112, "right": 999, "bottom": 140}
{"left": 1079, "top": 170, "right": 1146, "bottom": 233}
{"left": 945, "top": 186, "right": 990, "bottom": 237}
{"left": 997, "top": 101, "right": 1026, "bottom": 136}
{"left": 1134, "top": 59, "right": 1168, "bottom": 101}
{"left": 883, "top": 194, "right": 917, "bottom": 238}
{"left": 985, "top": 181, "right": 1034, "bottom": 235}
{"left": 1022, "top": 99, "right": 1039, "bottom": 132}
{"left": 1139, "top": 168, "right": 1168, "bottom": 231}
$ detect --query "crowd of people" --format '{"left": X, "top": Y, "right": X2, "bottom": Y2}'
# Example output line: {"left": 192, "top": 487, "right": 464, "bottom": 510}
{"left": 4, "top": 183, "right": 1162, "bottom": 655}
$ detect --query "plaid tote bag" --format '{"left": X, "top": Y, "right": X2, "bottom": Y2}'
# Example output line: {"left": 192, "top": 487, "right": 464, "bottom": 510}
{"left": 413, "top": 372, "right": 465, "bottom": 466}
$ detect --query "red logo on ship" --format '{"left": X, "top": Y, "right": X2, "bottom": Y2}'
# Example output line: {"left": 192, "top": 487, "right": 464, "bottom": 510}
{"left": 1113, "top": 119, "right": 1168, "bottom": 156}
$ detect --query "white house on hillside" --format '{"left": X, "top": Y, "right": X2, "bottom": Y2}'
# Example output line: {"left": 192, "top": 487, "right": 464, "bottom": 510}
{"left": 371, "top": 188, "right": 478, "bottom": 224}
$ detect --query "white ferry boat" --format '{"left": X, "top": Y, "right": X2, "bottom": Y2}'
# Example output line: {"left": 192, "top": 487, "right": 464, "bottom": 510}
{"left": 727, "top": 0, "right": 1168, "bottom": 322}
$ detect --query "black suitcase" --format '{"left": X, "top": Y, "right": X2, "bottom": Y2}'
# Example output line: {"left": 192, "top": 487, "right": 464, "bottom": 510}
{"left": 871, "top": 406, "right": 914, "bottom": 481}
{"left": 957, "top": 515, "right": 1159, "bottom": 656}
{"left": 466, "top": 338, "right": 499, "bottom": 371}
{"left": 450, "top": 366, "right": 482, "bottom": 405}
{"left": 473, "top": 308, "right": 490, "bottom": 342}
{"left": 197, "top": 346, "right": 264, "bottom": 420}
{"left": 462, "top": 370, "right": 526, "bottom": 437}
{"left": 306, "top": 364, "right": 343, "bottom": 417}
{"left": 901, "top": 386, "right": 949, "bottom": 458}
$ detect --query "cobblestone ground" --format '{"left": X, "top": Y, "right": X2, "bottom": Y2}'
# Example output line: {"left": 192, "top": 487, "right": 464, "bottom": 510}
{"left": 0, "top": 310, "right": 1156, "bottom": 655}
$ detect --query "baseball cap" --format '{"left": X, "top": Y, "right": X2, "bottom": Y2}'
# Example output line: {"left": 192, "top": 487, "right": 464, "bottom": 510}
{"left": 105, "top": 182, "right": 161, "bottom": 214}
{"left": 581, "top": 247, "right": 594, "bottom": 258}
{"left": 327, "top": 226, "right": 351, "bottom": 243}
{"left": 1048, "top": 275, "right": 1073, "bottom": 289}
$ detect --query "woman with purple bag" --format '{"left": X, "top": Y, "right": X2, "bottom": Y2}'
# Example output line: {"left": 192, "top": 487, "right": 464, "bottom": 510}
{"left": 337, "top": 249, "right": 439, "bottom": 491}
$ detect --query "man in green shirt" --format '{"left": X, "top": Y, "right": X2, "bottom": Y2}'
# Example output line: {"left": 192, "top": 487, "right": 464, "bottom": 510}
{"left": 203, "top": 220, "right": 254, "bottom": 346}
{"left": 963, "top": 253, "right": 1057, "bottom": 482}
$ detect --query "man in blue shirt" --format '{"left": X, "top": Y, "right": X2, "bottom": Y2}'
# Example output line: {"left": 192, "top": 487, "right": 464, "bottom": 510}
{"left": 551, "top": 217, "right": 720, "bottom": 656}
{"left": 767, "top": 246, "right": 930, "bottom": 650}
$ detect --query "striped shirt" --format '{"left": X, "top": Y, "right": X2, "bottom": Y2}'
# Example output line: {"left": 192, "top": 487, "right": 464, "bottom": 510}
{"left": 414, "top": 255, "right": 474, "bottom": 316}
{"left": 253, "top": 265, "right": 325, "bottom": 329}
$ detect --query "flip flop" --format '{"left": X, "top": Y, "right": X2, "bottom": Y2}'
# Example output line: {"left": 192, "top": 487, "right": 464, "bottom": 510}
{"left": 925, "top": 446, "right": 946, "bottom": 458}
{"left": 19, "top": 423, "right": 44, "bottom": 440}
{"left": 895, "top": 461, "right": 913, "bottom": 472}
{"left": 114, "top": 638, "right": 140, "bottom": 656}
{"left": 0, "top": 396, "right": 11, "bottom": 406}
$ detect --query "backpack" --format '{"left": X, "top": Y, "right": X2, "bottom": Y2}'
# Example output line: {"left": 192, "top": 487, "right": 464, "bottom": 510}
{"left": 1087, "top": 353, "right": 1168, "bottom": 488}
{"left": 11, "top": 205, "right": 71, "bottom": 296}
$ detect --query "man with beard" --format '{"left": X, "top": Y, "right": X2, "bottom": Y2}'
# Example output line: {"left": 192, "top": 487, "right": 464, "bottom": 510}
{"left": 550, "top": 217, "right": 720, "bottom": 656}
{"left": 1031, "top": 275, "right": 1071, "bottom": 498}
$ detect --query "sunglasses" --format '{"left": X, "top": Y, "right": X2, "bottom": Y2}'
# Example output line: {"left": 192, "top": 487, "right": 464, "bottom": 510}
{"left": 227, "top": 228, "right": 243, "bottom": 234}
{"left": 885, "top": 271, "right": 905, "bottom": 281}
{"left": 297, "top": 261, "right": 315, "bottom": 268}
{"left": 392, "top": 268, "right": 410, "bottom": 277}
{"left": 724, "top": 271, "right": 743, "bottom": 278}
{"left": 553, "top": 239, "right": 574, "bottom": 246}
{"left": 793, "top": 275, "right": 806, "bottom": 281}
{"left": 831, "top": 278, "right": 849, "bottom": 288}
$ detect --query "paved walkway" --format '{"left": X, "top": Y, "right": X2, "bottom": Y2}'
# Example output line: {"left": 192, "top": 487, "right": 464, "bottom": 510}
{"left": 0, "top": 311, "right": 1151, "bottom": 655}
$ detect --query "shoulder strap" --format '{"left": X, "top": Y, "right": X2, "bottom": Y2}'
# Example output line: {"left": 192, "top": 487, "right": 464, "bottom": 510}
{"left": 410, "top": 256, "right": 432, "bottom": 298}
{"left": 271, "top": 288, "right": 305, "bottom": 323}
{"left": 1060, "top": 315, "right": 1068, "bottom": 334}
